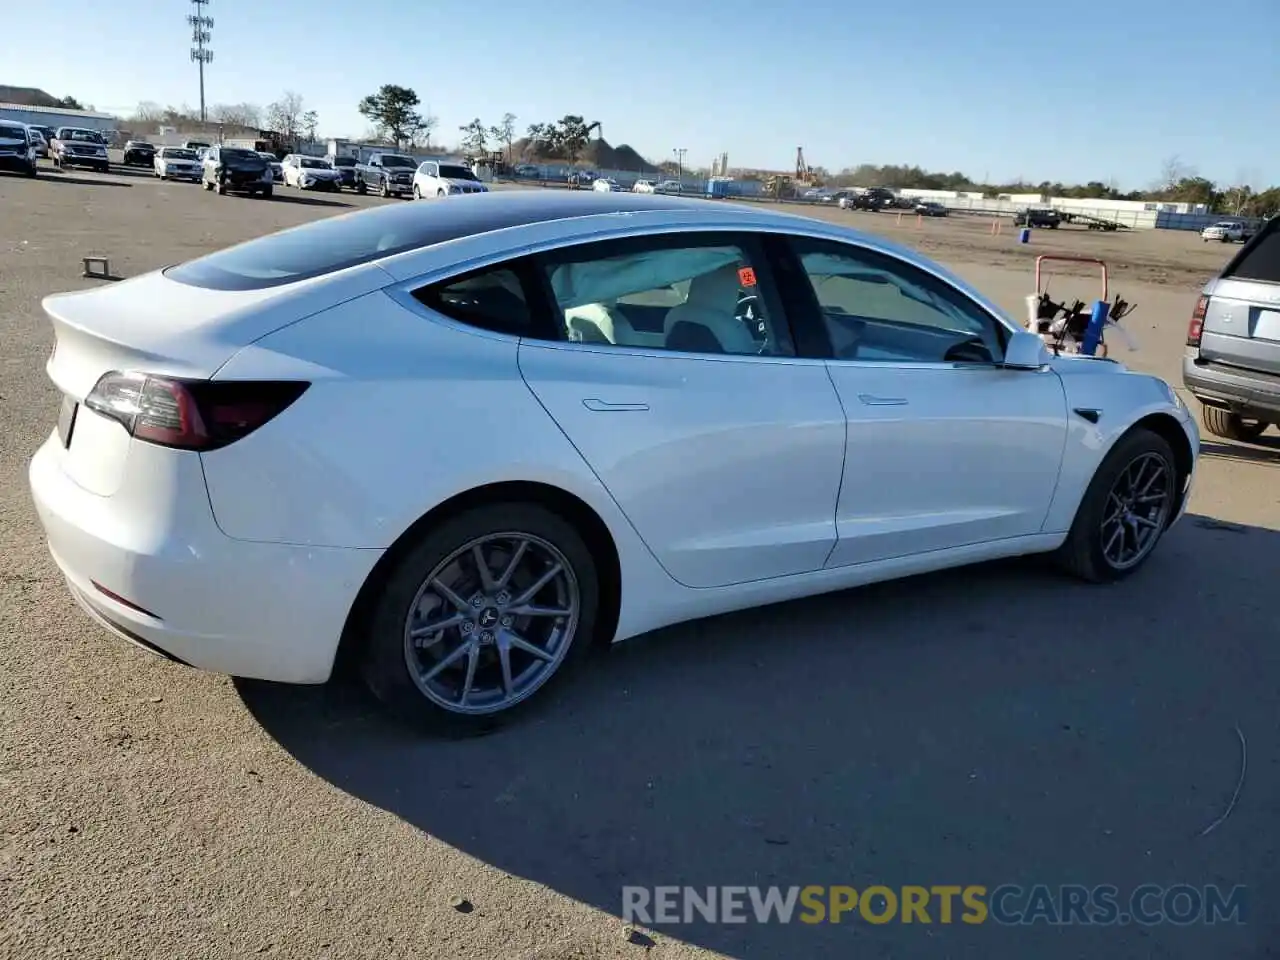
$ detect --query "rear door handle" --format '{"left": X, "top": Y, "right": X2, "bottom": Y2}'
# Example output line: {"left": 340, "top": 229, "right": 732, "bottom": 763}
{"left": 857, "top": 394, "right": 908, "bottom": 406}
{"left": 582, "top": 399, "right": 649, "bottom": 412}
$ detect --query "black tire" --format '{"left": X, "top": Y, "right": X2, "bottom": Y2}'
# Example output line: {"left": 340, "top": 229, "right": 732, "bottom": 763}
{"left": 26, "top": 162, "right": 37, "bottom": 178}
{"left": 359, "top": 502, "right": 601, "bottom": 736}
{"left": 202, "top": 177, "right": 213, "bottom": 191}
{"left": 1055, "top": 428, "right": 1178, "bottom": 583}
{"left": 356, "top": 180, "right": 367, "bottom": 195}
{"left": 260, "top": 186, "right": 272, "bottom": 199}
{"left": 216, "top": 180, "right": 227, "bottom": 196}
{"left": 1201, "top": 406, "right": 1270, "bottom": 442}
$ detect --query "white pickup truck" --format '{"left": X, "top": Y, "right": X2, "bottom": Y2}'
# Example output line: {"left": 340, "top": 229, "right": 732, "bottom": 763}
{"left": 1201, "top": 221, "right": 1253, "bottom": 243}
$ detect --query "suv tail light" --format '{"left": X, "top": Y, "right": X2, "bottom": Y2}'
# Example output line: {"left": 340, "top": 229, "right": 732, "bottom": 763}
{"left": 84, "top": 372, "right": 309, "bottom": 451}
{"left": 1187, "top": 295, "right": 1208, "bottom": 347}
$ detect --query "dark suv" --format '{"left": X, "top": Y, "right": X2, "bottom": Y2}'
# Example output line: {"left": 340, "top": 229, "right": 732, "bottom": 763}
{"left": 1183, "top": 216, "right": 1280, "bottom": 441}
{"left": 201, "top": 145, "right": 273, "bottom": 197}
{"left": 1014, "top": 208, "right": 1062, "bottom": 229}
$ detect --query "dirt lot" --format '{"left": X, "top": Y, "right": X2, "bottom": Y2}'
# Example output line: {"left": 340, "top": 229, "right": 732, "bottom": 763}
{"left": 2, "top": 163, "right": 1278, "bottom": 960}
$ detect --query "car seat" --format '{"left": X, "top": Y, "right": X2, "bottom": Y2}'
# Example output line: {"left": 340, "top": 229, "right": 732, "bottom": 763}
{"left": 662, "top": 264, "right": 757, "bottom": 354}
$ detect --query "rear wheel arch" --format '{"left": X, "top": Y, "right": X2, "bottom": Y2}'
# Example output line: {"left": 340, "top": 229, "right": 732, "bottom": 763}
{"left": 333, "top": 480, "right": 622, "bottom": 678}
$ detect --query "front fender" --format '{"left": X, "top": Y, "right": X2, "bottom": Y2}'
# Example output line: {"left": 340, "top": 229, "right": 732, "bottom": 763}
{"left": 1041, "top": 366, "right": 1197, "bottom": 533}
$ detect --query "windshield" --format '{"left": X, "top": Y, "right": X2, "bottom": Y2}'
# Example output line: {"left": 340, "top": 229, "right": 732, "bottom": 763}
{"left": 128, "top": 141, "right": 153, "bottom": 148}
{"left": 258, "top": 152, "right": 277, "bottom": 160}
{"left": 331, "top": 156, "right": 355, "bottom": 166}
{"left": 164, "top": 148, "right": 197, "bottom": 160}
{"left": 438, "top": 164, "right": 478, "bottom": 181}
{"left": 300, "top": 158, "right": 328, "bottom": 169}
{"left": 222, "top": 148, "right": 262, "bottom": 162}
{"left": 0, "top": 124, "right": 27, "bottom": 139}
{"left": 61, "top": 129, "right": 103, "bottom": 143}
{"left": 381, "top": 155, "right": 414, "bottom": 167}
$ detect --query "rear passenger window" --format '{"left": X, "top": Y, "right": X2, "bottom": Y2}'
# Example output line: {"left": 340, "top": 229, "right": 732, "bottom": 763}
{"left": 1225, "top": 222, "right": 1280, "bottom": 283}
{"left": 413, "top": 266, "right": 532, "bottom": 335}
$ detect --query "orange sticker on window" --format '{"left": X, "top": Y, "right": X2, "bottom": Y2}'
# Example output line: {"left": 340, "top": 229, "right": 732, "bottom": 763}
{"left": 738, "top": 266, "right": 757, "bottom": 287}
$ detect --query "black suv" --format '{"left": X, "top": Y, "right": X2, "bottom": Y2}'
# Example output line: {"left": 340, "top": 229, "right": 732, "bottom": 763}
{"left": 201, "top": 145, "right": 273, "bottom": 197}
{"left": 1014, "top": 208, "right": 1062, "bottom": 229}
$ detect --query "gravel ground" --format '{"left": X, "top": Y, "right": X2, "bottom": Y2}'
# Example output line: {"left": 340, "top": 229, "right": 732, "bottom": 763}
{"left": 2, "top": 161, "right": 1278, "bottom": 960}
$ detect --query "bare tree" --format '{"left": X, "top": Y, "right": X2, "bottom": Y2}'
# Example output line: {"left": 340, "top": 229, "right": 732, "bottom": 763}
{"left": 132, "top": 101, "right": 164, "bottom": 123}
{"left": 407, "top": 112, "right": 438, "bottom": 150}
{"left": 488, "top": 113, "right": 516, "bottom": 163}
{"left": 265, "top": 91, "right": 305, "bottom": 141}
{"left": 1159, "top": 155, "right": 1194, "bottom": 192}
{"left": 300, "top": 110, "right": 319, "bottom": 142}
{"left": 211, "top": 102, "right": 262, "bottom": 128}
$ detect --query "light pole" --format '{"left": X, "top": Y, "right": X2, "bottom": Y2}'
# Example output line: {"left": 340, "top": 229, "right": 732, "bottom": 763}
{"left": 188, "top": 0, "right": 214, "bottom": 123}
{"left": 673, "top": 147, "right": 686, "bottom": 183}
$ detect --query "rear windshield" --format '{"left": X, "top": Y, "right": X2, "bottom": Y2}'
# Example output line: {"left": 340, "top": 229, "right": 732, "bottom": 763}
{"left": 0, "top": 124, "right": 27, "bottom": 139}
{"left": 165, "top": 203, "right": 444, "bottom": 290}
{"left": 380, "top": 155, "right": 415, "bottom": 167}
{"left": 222, "top": 148, "right": 262, "bottom": 161}
{"left": 330, "top": 156, "right": 356, "bottom": 166}
{"left": 60, "top": 129, "right": 103, "bottom": 142}
{"left": 1222, "top": 220, "right": 1280, "bottom": 283}
{"left": 300, "top": 157, "right": 327, "bottom": 168}
{"left": 439, "top": 164, "right": 478, "bottom": 180}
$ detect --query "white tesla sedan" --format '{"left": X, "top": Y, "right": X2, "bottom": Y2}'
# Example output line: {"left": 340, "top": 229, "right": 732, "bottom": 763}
{"left": 29, "top": 191, "right": 1198, "bottom": 733}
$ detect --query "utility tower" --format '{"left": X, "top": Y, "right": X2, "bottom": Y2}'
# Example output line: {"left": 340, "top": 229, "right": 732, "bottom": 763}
{"left": 188, "top": 0, "right": 214, "bottom": 123}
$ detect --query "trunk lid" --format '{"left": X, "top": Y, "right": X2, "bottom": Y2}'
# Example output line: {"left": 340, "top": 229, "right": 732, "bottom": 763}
{"left": 43, "top": 264, "right": 390, "bottom": 399}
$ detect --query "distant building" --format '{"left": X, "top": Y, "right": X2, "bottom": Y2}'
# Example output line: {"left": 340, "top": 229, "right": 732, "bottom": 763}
{"left": 0, "top": 102, "right": 118, "bottom": 135}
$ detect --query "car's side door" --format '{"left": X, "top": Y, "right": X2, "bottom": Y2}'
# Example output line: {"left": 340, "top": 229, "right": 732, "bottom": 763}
{"left": 508, "top": 231, "right": 848, "bottom": 589}
{"left": 778, "top": 234, "right": 1069, "bottom": 567}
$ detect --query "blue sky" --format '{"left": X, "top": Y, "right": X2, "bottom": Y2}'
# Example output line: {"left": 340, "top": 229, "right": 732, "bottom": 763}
{"left": 7, "top": 0, "right": 1279, "bottom": 189}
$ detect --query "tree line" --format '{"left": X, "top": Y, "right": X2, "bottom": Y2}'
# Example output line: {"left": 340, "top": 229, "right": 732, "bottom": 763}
{"left": 124, "top": 84, "right": 1279, "bottom": 215}
{"left": 813, "top": 158, "right": 1280, "bottom": 218}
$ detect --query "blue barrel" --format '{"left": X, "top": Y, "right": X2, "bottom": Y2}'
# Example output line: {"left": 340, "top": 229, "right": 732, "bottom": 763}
{"left": 1080, "top": 299, "right": 1110, "bottom": 356}
{"left": 1018, "top": 227, "right": 1032, "bottom": 244}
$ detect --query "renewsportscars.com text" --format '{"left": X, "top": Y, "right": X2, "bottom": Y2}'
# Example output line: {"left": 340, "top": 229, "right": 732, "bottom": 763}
{"left": 622, "top": 884, "right": 1248, "bottom": 926}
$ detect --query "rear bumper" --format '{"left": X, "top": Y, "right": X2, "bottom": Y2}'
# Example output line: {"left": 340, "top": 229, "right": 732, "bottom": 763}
{"left": 29, "top": 433, "right": 381, "bottom": 683}
{"left": 1183, "top": 356, "right": 1280, "bottom": 421}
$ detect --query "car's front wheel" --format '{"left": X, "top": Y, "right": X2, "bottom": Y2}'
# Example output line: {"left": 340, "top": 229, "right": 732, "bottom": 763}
{"left": 1201, "top": 406, "right": 1270, "bottom": 442}
{"left": 1056, "top": 428, "right": 1179, "bottom": 583}
{"left": 412, "top": 184, "right": 421, "bottom": 199}
{"left": 360, "top": 503, "right": 600, "bottom": 735}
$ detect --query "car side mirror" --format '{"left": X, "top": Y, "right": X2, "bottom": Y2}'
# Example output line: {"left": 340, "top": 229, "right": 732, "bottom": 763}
{"left": 1001, "top": 329, "right": 1051, "bottom": 370}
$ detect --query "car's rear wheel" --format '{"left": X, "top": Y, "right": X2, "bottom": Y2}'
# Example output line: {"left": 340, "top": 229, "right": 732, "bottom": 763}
{"left": 412, "top": 184, "right": 421, "bottom": 199}
{"left": 260, "top": 186, "right": 272, "bottom": 199}
{"left": 1056, "top": 428, "right": 1178, "bottom": 583}
{"left": 1201, "top": 406, "right": 1270, "bottom": 442}
{"left": 360, "top": 503, "right": 599, "bottom": 735}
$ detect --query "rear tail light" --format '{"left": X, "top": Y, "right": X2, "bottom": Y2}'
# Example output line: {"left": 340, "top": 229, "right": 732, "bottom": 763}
{"left": 1187, "top": 295, "right": 1208, "bottom": 347}
{"left": 84, "top": 372, "right": 308, "bottom": 451}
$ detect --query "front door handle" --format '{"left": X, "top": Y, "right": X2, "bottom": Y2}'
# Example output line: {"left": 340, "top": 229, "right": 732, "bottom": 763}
{"left": 582, "top": 399, "right": 649, "bottom": 412}
{"left": 857, "top": 394, "right": 909, "bottom": 406}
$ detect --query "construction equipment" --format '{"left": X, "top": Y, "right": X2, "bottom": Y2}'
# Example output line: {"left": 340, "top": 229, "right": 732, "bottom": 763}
{"left": 1027, "top": 255, "right": 1138, "bottom": 357}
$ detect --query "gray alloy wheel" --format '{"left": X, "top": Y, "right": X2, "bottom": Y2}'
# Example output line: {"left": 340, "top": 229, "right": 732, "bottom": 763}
{"left": 1096, "top": 451, "right": 1174, "bottom": 572}
{"left": 402, "top": 532, "right": 581, "bottom": 715}
{"left": 359, "top": 502, "right": 601, "bottom": 735}
{"left": 1056, "top": 427, "right": 1179, "bottom": 582}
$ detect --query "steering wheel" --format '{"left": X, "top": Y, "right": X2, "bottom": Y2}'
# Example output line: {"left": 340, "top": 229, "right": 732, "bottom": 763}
{"left": 735, "top": 293, "right": 773, "bottom": 353}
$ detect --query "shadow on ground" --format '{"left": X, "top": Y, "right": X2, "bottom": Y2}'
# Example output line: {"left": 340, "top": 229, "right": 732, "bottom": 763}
{"left": 1199, "top": 436, "right": 1280, "bottom": 467}
{"left": 264, "top": 193, "right": 353, "bottom": 209}
{"left": 240, "top": 514, "right": 1280, "bottom": 959}
{"left": 33, "top": 172, "right": 132, "bottom": 188}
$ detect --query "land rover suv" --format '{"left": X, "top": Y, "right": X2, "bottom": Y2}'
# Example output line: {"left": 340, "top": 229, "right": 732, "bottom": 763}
{"left": 1183, "top": 216, "right": 1280, "bottom": 441}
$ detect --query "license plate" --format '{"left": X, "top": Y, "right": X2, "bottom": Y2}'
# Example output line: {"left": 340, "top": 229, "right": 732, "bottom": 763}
{"left": 57, "top": 397, "right": 78, "bottom": 448}
{"left": 1254, "top": 310, "right": 1280, "bottom": 342}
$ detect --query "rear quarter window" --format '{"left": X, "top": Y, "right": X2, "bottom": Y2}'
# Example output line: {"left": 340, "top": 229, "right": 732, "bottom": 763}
{"left": 1222, "top": 221, "right": 1280, "bottom": 283}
